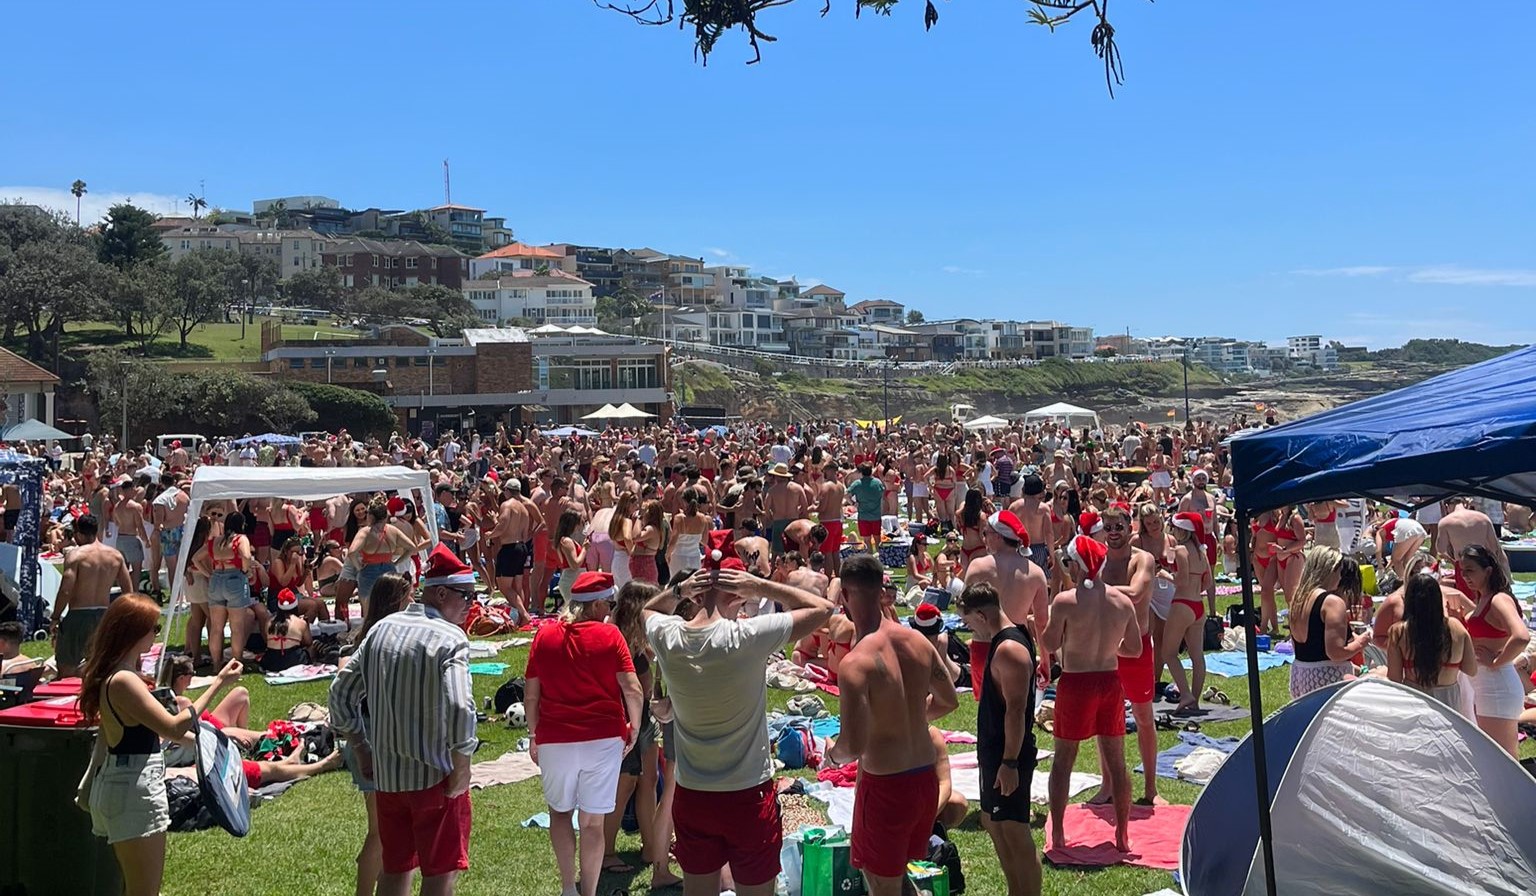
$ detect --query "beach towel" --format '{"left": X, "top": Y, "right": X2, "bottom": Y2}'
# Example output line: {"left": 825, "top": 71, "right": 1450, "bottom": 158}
{"left": 468, "top": 662, "right": 509, "bottom": 676}
{"left": 1184, "top": 650, "right": 1293, "bottom": 677}
{"left": 947, "top": 750, "right": 1092, "bottom": 805}
{"left": 263, "top": 664, "right": 337, "bottom": 686}
{"left": 1511, "top": 580, "right": 1535, "bottom": 601}
{"left": 815, "top": 682, "right": 841, "bottom": 698}
{"left": 939, "top": 729, "right": 978, "bottom": 744}
{"left": 1044, "top": 803, "right": 1193, "bottom": 870}
{"left": 521, "top": 812, "right": 579, "bottom": 829}
{"left": 1136, "top": 731, "right": 1240, "bottom": 785}
{"left": 1161, "top": 702, "right": 1252, "bottom": 724}
{"left": 469, "top": 750, "right": 540, "bottom": 790}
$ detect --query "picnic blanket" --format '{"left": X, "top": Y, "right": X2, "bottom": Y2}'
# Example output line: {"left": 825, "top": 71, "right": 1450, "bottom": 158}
{"left": 1135, "top": 731, "right": 1240, "bottom": 785}
{"left": 469, "top": 750, "right": 540, "bottom": 790}
{"left": 1184, "top": 650, "right": 1293, "bottom": 677}
{"left": 947, "top": 750, "right": 1096, "bottom": 805}
{"left": 1044, "top": 803, "right": 1193, "bottom": 870}
{"left": 468, "top": 662, "right": 509, "bottom": 676}
{"left": 263, "top": 664, "right": 336, "bottom": 686}
{"left": 1160, "top": 702, "right": 1252, "bottom": 724}
{"left": 467, "top": 639, "right": 528, "bottom": 658}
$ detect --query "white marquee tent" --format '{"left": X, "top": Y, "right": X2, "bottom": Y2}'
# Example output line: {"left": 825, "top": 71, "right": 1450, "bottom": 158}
{"left": 961, "top": 414, "right": 1010, "bottom": 431}
{"left": 1023, "top": 401, "right": 1100, "bottom": 429}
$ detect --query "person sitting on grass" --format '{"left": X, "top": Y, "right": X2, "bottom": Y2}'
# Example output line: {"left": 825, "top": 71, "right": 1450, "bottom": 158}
{"left": 0, "top": 620, "right": 32, "bottom": 676}
{"left": 163, "top": 654, "right": 263, "bottom": 749}
{"left": 260, "top": 588, "right": 313, "bottom": 674}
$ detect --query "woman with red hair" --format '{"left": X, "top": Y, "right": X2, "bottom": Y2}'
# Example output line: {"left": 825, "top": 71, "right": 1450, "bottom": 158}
{"left": 80, "top": 594, "right": 243, "bottom": 896}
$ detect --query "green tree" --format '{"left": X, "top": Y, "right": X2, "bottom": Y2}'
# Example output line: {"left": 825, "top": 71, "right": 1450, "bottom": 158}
{"left": 231, "top": 252, "right": 279, "bottom": 306}
{"left": 286, "top": 381, "right": 396, "bottom": 437}
{"left": 595, "top": 286, "right": 651, "bottom": 329}
{"left": 70, "top": 180, "right": 87, "bottom": 226}
{"left": 0, "top": 238, "right": 110, "bottom": 363}
{"left": 279, "top": 266, "right": 346, "bottom": 311}
{"left": 167, "top": 249, "right": 238, "bottom": 349}
{"left": 345, "top": 286, "right": 414, "bottom": 324}
{"left": 604, "top": 1, "right": 1131, "bottom": 91}
{"left": 112, "top": 263, "right": 179, "bottom": 352}
{"left": 97, "top": 203, "right": 167, "bottom": 271}
{"left": 84, "top": 348, "right": 176, "bottom": 441}
{"left": 906, "top": 309, "right": 924, "bottom": 324}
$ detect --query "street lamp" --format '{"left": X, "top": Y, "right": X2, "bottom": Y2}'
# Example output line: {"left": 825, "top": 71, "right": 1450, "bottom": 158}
{"left": 324, "top": 349, "right": 336, "bottom": 384}
{"left": 240, "top": 279, "right": 250, "bottom": 340}
{"left": 427, "top": 348, "right": 437, "bottom": 396}
{"left": 1182, "top": 346, "right": 1192, "bottom": 423}
{"left": 883, "top": 358, "right": 893, "bottom": 432}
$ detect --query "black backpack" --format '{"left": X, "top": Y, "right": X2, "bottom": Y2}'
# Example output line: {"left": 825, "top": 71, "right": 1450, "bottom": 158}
{"left": 493, "top": 677, "right": 526, "bottom": 715}
{"left": 927, "top": 827, "right": 965, "bottom": 894}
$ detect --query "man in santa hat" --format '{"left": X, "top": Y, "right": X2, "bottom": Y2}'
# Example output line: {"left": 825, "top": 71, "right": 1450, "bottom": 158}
{"left": 963, "top": 510, "right": 1050, "bottom": 699}
{"left": 1041, "top": 534, "right": 1143, "bottom": 854}
{"left": 1093, "top": 502, "right": 1162, "bottom": 807}
{"left": 330, "top": 544, "right": 479, "bottom": 895}
{"left": 639, "top": 550, "right": 835, "bottom": 895}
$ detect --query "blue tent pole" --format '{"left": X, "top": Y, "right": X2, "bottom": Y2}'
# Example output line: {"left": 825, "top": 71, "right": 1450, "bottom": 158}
{"left": 1235, "top": 509, "right": 1277, "bottom": 896}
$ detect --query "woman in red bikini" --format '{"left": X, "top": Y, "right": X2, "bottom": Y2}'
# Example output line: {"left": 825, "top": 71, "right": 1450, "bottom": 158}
{"left": 267, "top": 536, "right": 328, "bottom": 622}
{"left": 1250, "top": 506, "right": 1305, "bottom": 634}
{"left": 955, "top": 490, "right": 989, "bottom": 574}
{"left": 1163, "top": 512, "right": 1212, "bottom": 713}
{"left": 930, "top": 455, "right": 960, "bottom": 530}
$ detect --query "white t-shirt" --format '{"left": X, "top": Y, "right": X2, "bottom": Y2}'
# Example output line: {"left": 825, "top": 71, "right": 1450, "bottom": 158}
{"left": 637, "top": 444, "right": 658, "bottom": 465}
{"left": 645, "top": 611, "right": 794, "bottom": 791}
{"left": 769, "top": 444, "right": 793, "bottom": 465}
{"left": 442, "top": 440, "right": 459, "bottom": 464}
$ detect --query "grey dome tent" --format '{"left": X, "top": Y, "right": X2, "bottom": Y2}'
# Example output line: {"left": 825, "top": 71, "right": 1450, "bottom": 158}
{"left": 1182, "top": 678, "right": 1536, "bottom": 895}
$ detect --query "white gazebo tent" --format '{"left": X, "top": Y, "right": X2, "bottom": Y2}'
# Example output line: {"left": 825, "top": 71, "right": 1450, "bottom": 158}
{"left": 961, "top": 414, "right": 1010, "bottom": 431}
{"left": 581, "top": 404, "right": 621, "bottom": 420}
{"left": 610, "top": 402, "right": 655, "bottom": 420}
{"left": 167, "top": 466, "right": 436, "bottom": 606}
{"left": 1023, "top": 401, "right": 1100, "bottom": 429}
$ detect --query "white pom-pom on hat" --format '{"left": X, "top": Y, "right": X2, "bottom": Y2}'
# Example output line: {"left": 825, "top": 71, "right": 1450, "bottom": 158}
{"left": 711, "top": 549, "right": 723, "bottom": 562}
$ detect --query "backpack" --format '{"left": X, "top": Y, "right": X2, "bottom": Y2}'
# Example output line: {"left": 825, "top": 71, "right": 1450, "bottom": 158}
{"left": 926, "top": 832, "right": 966, "bottom": 894}
{"left": 1203, "top": 616, "right": 1225, "bottom": 652}
{"left": 493, "top": 677, "right": 526, "bottom": 715}
{"left": 463, "top": 600, "right": 514, "bottom": 637}
{"left": 775, "top": 722, "right": 822, "bottom": 770}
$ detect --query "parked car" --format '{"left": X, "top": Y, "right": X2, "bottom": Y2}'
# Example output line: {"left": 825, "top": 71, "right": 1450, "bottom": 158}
{"left": 155, "top": 433, "right": 206, "bottom": 459}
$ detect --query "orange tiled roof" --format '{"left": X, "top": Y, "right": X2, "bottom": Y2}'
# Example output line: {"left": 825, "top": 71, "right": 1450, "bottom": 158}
{"left": 475, "top": 242, "right": 564, "bottom": 260}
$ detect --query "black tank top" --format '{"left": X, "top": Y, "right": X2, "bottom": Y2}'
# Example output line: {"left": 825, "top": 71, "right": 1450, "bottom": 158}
{"left": 977, "top": 625, "right": 1036, "bottom": 767}
{"left": 1295, "top": 592, "right": 1333, "bottom": 662}
{"left": 105, "top": 674, "right": 159, "bottom": 755}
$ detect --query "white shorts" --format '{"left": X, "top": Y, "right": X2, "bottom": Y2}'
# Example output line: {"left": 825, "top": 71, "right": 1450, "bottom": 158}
{"left": 538, "top": 737, "right": 625, "bottom": 814}
{"left": 1471, "top": 663, "right": 1524, "bottom": 720}
{"left": 185, "top": 572, "right": 210, "bottom": 605}
{"left": 1149, "top": 471, "right": 1172, "bottom": 489}
{"left": 911, "top": 483, "right": 930, "bottom": 498}
{"left": 1150, "top": 578, "right": 1175, "bottom": 620}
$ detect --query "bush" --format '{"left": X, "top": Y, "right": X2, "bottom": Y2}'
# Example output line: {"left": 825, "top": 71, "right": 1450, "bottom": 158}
{"left": 285, "top": 381, "right": 397, "bottom": 438}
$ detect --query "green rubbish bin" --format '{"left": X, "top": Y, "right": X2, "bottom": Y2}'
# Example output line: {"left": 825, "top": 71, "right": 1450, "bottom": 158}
{"left": 0, "top": 698, "right": 122, "bottom": 896}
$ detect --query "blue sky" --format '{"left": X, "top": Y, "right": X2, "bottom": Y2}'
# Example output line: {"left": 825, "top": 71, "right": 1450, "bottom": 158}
{"left": 3, "top": 1, "right": 1532, "bottom": 349}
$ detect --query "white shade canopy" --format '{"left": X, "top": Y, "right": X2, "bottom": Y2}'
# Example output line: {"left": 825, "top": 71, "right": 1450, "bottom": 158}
{"left": 581, "top": 403, "right": 621, "bottom": 420}
{"left": 609, "top": 403, "right": 655, "bottom": 419}
{"left": 962, "top": 414, "right": 1010, "bottom": 430}
{"left": 1023, "top": 401, "right": 1100, "bottom": 428}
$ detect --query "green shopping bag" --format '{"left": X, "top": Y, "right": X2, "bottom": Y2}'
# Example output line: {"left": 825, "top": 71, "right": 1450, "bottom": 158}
{"left": 906, "top": 860, "right": 949, "bottom": 896}
{"left": 800, "top": 826, "right": 866, "bottom": 896}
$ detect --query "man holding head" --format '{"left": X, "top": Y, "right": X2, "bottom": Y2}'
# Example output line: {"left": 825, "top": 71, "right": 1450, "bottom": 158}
{"left": 641, "top": 550, "right": 834, "bottom": 896}
{"left": 824, "top": 555, "right": 959, "bottom": 895}
{"left": 330, "top": 545, "right": 479, "bottom": 896}
{"left": 963, "top": 510, "right": 1050, "bottom": 698}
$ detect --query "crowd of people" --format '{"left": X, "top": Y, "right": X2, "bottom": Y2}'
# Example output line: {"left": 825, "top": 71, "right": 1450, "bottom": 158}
{"left": 7, "top": 411, "right": 1534, "bottom": 896}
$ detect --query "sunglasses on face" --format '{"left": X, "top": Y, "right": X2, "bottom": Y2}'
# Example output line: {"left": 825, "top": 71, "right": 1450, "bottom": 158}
{"left": 448, "top": 587, "right": 476, "bottom": 603}
{"left": 1105, "top": 523, "right": 1129, "bottom": 531}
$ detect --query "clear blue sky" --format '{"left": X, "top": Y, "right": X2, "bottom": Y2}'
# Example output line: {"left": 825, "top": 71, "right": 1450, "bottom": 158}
{"left": 4, "top": 1, "right": 1533, "bottom": 348}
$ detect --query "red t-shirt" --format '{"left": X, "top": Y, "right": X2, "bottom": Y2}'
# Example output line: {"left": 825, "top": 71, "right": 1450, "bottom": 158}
{"left": 525, "top": 620, "right": 635, "bottom": 745}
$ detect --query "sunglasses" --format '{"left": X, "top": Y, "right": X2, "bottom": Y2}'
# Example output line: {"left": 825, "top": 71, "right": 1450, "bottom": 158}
{"left": 448, "top": 586, "right": 476, "bottom": 603}
{"left": 1104, "top": 523, "right": 1129, "bottom": 531}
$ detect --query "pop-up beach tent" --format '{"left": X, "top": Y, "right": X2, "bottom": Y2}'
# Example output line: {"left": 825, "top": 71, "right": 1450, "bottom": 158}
{"left": 1023, "top": 401, "right": 1099, "bottom": 429}
{"left": 1225, "top": 344, "right": 1536, "bottom": 896}
{"left": 1182, "top": 678, "right": 1536, "bottom": 896}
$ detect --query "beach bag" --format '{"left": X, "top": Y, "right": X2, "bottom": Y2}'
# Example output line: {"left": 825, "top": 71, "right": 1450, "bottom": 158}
{"left": 776, "top": 723, "right": 821, "bottom": 770}
{"left": 1203, "top": 617, "right": 1225, "bottom": 652}
{"left": 194, "top": 721, "right": 252, "bottom": 837}
{"left": 800, "top": 826, "right": 866, "bottom": 896}
{"left": 926, "top": 834, "right": 965, "bottom": 894}
{"left": 463, "top": 600, "right": 514, "bottom": 637}
{"left": 493, "top": 677, "right": 526, "bottom": 715}
{"left": 908, "top": 860, "right": 950, "bottom": 896}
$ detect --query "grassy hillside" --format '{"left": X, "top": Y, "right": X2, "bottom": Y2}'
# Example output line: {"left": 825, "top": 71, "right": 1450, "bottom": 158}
{"left": 912, "top": 359, "right": 1222, "bottom": 399}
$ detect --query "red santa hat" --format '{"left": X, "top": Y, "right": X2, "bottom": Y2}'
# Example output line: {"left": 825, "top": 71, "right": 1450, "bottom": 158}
{"left": 569, "top": 571, "right": 615, "bottom": 603}
{"left": 276, "top": 588, "right": 299, "bottom": 611}
{"left": 1066, "top": 534, "right": 1108, "bottom": 588}
{"left": 911, "top": 602, "right": 944, "bottom": 636}
{"left": 421, "top": 543, "right": 475, "bottom": 588}
{"left": 701, "top": 529, "right": 737, "bottom": 571}
{"left": 987, "top": 510, "right": 1028, "bottom": 544}
{"left": 1171, "top": 511, "right": 1206, "bottom": 545}
{"left": 386, "top": 496, "right": 407, "bottom": 517}
{"left": 1079, "top": 510, "right": 1104, "bottom": 536}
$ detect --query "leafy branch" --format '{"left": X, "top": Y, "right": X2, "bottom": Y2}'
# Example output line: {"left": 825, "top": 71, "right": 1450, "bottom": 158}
{"left": 597, "top": 0, "right": 1138, "bottom": 93}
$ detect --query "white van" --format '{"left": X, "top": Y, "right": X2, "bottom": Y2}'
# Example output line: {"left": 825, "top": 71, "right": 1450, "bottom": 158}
{"left": 156, "top": 434, "right": 206, "bottom": 459}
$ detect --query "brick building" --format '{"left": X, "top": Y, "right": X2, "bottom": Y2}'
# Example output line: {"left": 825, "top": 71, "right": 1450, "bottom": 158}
{"left": 321, "top": 238, "right": 470, "bottom": 290}
{"left": 260, "top": 321, "right": 671, "bottom": 434}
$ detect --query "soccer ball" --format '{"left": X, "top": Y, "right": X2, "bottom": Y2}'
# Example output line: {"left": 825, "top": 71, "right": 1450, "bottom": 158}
{"left": 506, "top": 701, "right": 527, "bottom": 728}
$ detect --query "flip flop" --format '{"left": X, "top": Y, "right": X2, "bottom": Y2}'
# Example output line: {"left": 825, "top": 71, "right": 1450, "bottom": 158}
{"left": 1202, "top": 686, "right": 1231, "bottom": 705}
{"left": 601, "top": 857, "right": 636, "bottom": 873}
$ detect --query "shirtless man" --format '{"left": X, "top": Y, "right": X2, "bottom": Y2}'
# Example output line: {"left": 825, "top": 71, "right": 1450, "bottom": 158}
{"left": 1041, "top": 535, "right": 1143, "bottom": 853}
{"left": 1009, "top": 475, "right": 1053, "bottom": 575}
{"left": 957, "top": 582, "right": 1042, "bottom": 896}
{"left": 1, "top": 482, "right": 21, "bottom": 542}
{"left": 150, "top": 473, "right": 190, "bottom": 595}
{"left": 733, "top": 519, "right": 772, "bottom": 578}
{"left": 112, "top": 480, "right": 148, "bottom": 590}
{"left": 488, "top": 479, "right": 535, "bottom": 624}
{"left": 1095, "top": 504, "right": 1160, "bottom": 806}
{"left": 963, "top": 511, "right": 1050, "bottom": 699}
{"left": 52, "top": 514, "right": 134, "bottom": 677}
{"left": 825, "top": 555, "right": 959, "bottom": 896}
{"left": 780, "top": 519, "right": 827, "bottom": 561}
{"left": 762, "top": 464, "right": 806, "bottom": 555}
{"left": 1434, "top": 498, "right": 1509, "bottom": 579}
{"left": 816, "top": 460, "right": 847, "bottom": 575}
{"left": 530, "top": 476, "right": 566, "bottom": 613}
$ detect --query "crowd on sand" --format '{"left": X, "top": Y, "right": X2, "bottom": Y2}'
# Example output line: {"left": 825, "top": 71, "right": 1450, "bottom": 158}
{"left": 4, "top": 413, "right": 1533, "bottom": 896}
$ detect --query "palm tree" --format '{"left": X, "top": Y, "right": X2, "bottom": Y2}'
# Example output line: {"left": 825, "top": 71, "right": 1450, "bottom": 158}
{"left": 186, "top": 193, "right": 207, "bottom": 219}
{"left": 70, "top": 179, "right": 87, "bottom": 225}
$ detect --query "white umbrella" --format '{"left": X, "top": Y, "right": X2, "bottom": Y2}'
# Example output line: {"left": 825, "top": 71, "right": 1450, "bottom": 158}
{"left": 581, "top": 404, "right": 621, "bottom": 420}
{"left": 529, "top": 324, "right": 568, "bottom": 334}
{"left": 962, "top": 414, "right": 1010, "bottom": 430}
{"left": 2, "top": 419, "right": 76, "bottom": 441}
{"left": 541, "top": 425, "right": 600, "bottom": 438}
{"left": 609, "top": 403, "right": 656, "bottom": 419}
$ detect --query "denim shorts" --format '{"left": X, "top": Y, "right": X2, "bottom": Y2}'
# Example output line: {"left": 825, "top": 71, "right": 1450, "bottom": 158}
{"left": 342, "top": 739, "right": 376, "bottom": 794}
{"left": 358, "top": 562, "right": 395, "bottom": 604}
{"left": 90, "top": 752, "right": 170, "bottom": 844}
{"left": 208, "top": 569, "right": 253, "bottom": 609}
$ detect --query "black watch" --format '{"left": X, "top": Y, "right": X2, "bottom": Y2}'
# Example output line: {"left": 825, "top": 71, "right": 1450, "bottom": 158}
{"left": 1000, "top": 759, "right": 1020, "bottom": 769}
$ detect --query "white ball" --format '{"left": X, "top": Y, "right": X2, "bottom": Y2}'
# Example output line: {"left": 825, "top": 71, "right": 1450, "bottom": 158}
{"left": 507, "top": 701, "right": 527, "bottom": 728}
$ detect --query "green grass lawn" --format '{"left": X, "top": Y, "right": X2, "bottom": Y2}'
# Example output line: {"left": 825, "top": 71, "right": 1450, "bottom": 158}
{"left": 30, "top": 318, "right": 361, "bottom": 364}
{"left": 22, "top": 583, "right": 1534, "bottom": 896}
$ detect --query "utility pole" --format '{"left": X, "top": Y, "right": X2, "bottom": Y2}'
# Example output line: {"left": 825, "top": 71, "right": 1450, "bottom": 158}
{"left": 883, "top": 358, "right": 891, "bottom": 433}
{"left": 1183, "top": 345, "right": 1192, "bottom": 423}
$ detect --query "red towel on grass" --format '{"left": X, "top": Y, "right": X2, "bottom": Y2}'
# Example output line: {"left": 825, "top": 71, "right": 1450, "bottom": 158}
{"left": 1044, "top": 803, "right": 1192, "bottom": 870}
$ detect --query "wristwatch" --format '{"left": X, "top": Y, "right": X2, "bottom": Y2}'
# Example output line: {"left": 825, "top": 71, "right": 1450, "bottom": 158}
{"left": 1000, "top": 759, "right": 1020, "bottom": 769}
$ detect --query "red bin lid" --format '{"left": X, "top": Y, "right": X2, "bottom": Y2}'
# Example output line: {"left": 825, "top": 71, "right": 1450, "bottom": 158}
{"left": 0, "top": 695, "right": 89, "bottom": 728}
{"left": 32, "top": 677, "right": 82, "bottom": 698}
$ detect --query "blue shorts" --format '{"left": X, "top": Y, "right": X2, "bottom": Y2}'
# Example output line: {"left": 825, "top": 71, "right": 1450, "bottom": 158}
{"left": 358, "top": 562, "right": 396, "bottom": 603}
{"left": 208, "top": 569, "right": 253, "bottom": 609}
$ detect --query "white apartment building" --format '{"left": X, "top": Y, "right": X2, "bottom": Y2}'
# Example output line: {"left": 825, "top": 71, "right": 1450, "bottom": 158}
{"left": 159, "top": 226, "right": 329, "bottom": 279}
{"left": 706, "top": 265, "right": 777, "bottom": 310}
{"left": 708, "top": 308, "right": 791, "bottom": 352}
{"left": 463, "top": 270, "right": 597, "bottom": 326}
{"left": 849, "top": 299, "right": 906, "bottom": 326}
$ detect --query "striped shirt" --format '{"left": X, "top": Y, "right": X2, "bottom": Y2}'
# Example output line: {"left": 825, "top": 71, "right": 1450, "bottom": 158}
{"left": 329, "top": 603, "right": 478, "bottom": 793}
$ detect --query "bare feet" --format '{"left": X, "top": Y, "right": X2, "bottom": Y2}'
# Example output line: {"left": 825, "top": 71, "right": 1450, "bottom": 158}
{"left": 315, "top": 750, "right": 344, "bottom": 773}
{"left": 649, "top": 868, "right": 683, "bottom": 890}
{"left": 1116, "top": 831, "right": 1132, "bottom": 853}
{"left": 1135, "top": 794, "right": 1169, "bottom": 807}
{"left": 1051, "top": 826, "right": 1066, "bottom": 848}
{"left": 1085, "top": 788, "right": 1114, "bottom": 806}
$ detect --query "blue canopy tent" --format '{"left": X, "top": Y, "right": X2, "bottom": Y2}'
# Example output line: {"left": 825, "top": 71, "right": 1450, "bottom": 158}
{"left": 1223, "top": 344, "right": 1536, "bottom": 896}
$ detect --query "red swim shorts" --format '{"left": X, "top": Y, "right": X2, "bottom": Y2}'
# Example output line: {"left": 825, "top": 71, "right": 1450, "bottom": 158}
{"left": 857, "top": 519, "right": 881, "bottom": 539}
{"left": 969, "top": 638, "right": 990, "bottom": 702}
{"left": 1053, "top": 670, "right": 1126, "bottom": 742}
{"left": 377, "top": 785, "right": 472, "bottom": 877}
{"left": 241, "top": 760, "right": 261, "bottom": 789}
{"left": 534, "top": 532, "right": 559, "bottom": 568}
{"left": 673, "top": 781, "right": 781, "bottom": 886}
{"left": 1117, "top": 633, "right": 1155, "bottom": 704}
{"left": 820, "top": 520, "right": 844, "bottom": 555}
{"left": 852, "top": 765, "right": 940, "bottom": 878}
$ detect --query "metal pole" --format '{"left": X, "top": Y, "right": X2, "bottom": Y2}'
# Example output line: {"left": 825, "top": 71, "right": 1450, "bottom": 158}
{"left": 1183, "top": 347, "right": 1191, "bottom": 422}
{"left": 1234, "top": 509, "right": 1278, "bottom": 896}
{"left": 883, "top": 360, "right": 890, "bottom": 432}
